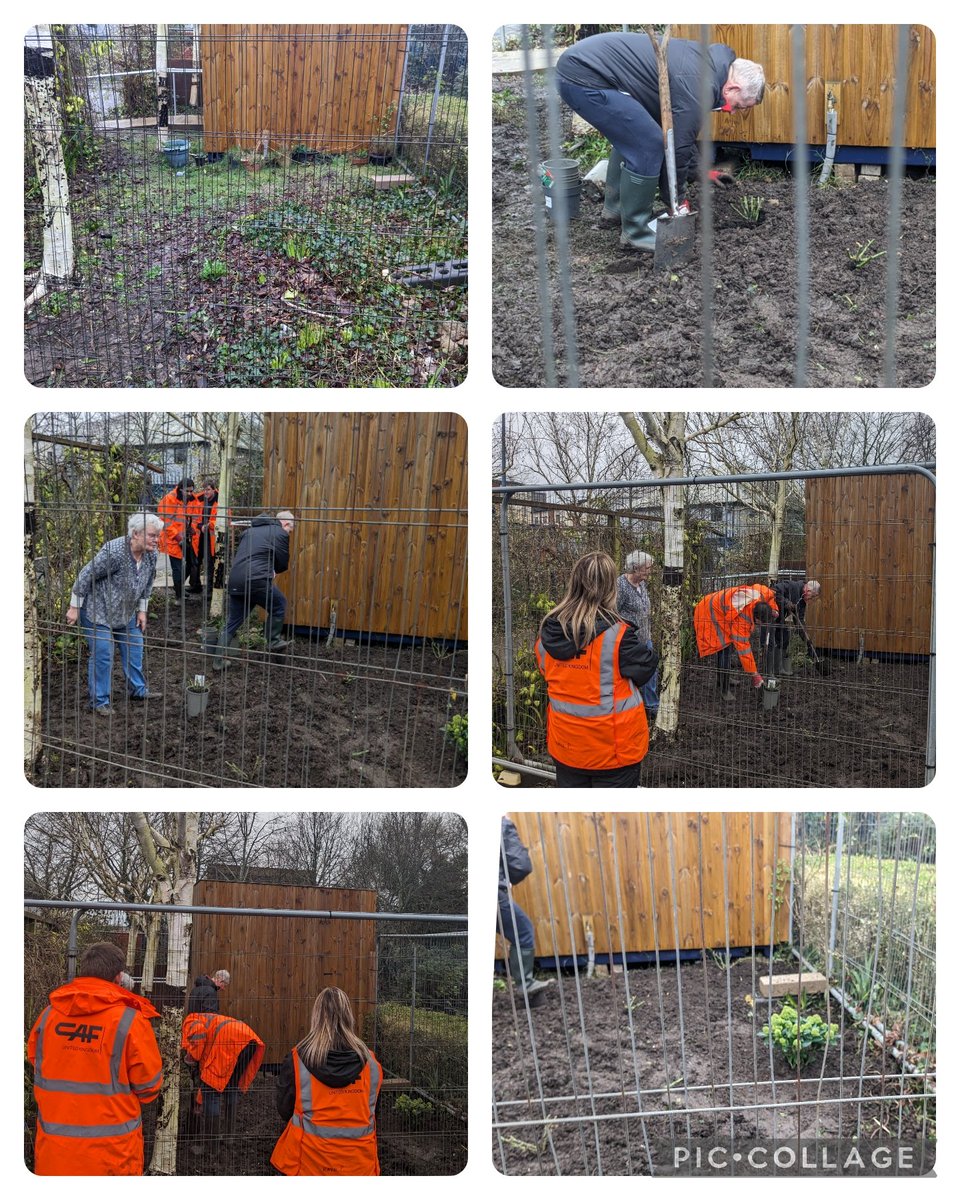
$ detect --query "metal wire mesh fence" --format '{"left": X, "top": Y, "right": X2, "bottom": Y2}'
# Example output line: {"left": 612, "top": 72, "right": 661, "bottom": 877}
{"left": 26, "top": 412, "right": 467, "bottom": 788}
{"left": 25, "top": 900, "right": 468, "bottom": 1176}
{"left": 493, "top": 812, "right": 936, "bottom": 1177}
{"left": 493, "top": 465, "right": 934, "bottom": 788}
{"left": 24, "top": 23, "right": 467, "bottom": 387}
{"left": 491, "top": 23, "right": 934, "bottom": 388}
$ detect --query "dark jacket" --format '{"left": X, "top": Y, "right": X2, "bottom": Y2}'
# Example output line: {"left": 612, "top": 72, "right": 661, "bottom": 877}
{"left": 499, "top": 817, "right": 532, "bottom": 902}
{"left": 538, "top": 614, "right": 659, "bottom": 686}
{"left": 228, "top": 515, "right": 290, "bottom": 593}
{"left": 772, "top": 580, "right": 806, "bottom": 624}
{"left": 556, "top": 34, "right": 736, "bottom": 191}
{"left": 186, "top": 974, "right": 220, "bottom": 1015}
{"left": 276, "top": 1047, "right": 369, "bottom": 1121}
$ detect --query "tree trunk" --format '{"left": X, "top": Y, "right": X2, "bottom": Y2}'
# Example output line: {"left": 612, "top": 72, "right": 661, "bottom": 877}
{"left": 155, "top": 25, "right": 169, "bottom": 150}
{"left": 141, "top": 911, "right": 161, "bottom": 992}
{"left": 657, "top": 480, "right": 685, "bottom": 736}
{"left": 24, "top": 422, "right": 42, "bottom": 773}
{"left": 210, "top": 413, "right": 239, "bottom": 620}
{"left": 146, "top": 1004, "right": 183, "bottom": 1175}
{"left": 24, "top": 72, "right": 74, "bottom": 306}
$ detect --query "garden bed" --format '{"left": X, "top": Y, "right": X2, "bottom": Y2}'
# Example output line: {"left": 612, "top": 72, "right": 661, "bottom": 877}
{"left": 25, "top": 133, "right": 466, "bottom": 387}
{"left": 492, "top": 79, "right": 935, "bottom": 388}
{"left": 34, "top": 599, "right": 467, "bottom": 788}
{"left": 497, "top": 656, "right": 929, "bottom": 788}
{"left": 492, "top": 954, "right": 934, "bottom": 1175}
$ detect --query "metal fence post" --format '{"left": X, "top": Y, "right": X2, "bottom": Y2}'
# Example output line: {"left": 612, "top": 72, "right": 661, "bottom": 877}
{"left": 827, "top": 812, "right": 845, "bottom": 976}
{"left": 423, "top": 25, "right": 450, "bottom": 168}
{"left": 409, "top": 942, "right": 418, "bottom": 1082}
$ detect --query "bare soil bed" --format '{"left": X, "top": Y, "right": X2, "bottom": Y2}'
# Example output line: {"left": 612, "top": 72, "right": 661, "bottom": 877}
{"left": 33, "top": 599, "right": 467, "bottom": 788}
{"left": 492, "top": 80, "right": 935, "bottom": 388}
{"left": 501, "top": 656, "right": 928, "bottom": 789}
{"left": 492, "top": 955, "right": 933, "bottom": 1176}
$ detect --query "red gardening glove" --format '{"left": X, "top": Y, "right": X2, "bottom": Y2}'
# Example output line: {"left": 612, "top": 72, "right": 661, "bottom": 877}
{"left": 709, "top": 169, "right": 736, "bottom": 189}
{"left": 751, "top": 672, "right": 764, "bottom": 688}
{"left": 676, "top": 199, "right": 691, "bottom": 215}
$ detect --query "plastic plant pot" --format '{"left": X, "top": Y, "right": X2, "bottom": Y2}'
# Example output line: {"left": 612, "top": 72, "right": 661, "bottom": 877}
{"left": 186, "top": 686, "right": 210, "bottom": 717}
{"left": 161, "top": 139, "right": 190, "bottom": 169}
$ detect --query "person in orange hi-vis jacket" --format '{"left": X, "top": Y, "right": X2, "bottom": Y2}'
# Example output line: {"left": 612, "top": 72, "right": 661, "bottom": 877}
{"left": 693, "top": 583, "right": 778, "bottom": 699}
{"left": 27, "top": 942, "right": 163, "bottom": 1176}
{"left": 187, "top": 478, "right": 221, "bottom": 600}
{"left": 181, "top": 1010, "right": 265, "bottom": 1151}
{"left": 271, "top": 987, "right": 382, "bottom": 1176}
{"left": 535, "top": 550, "right": 658, "bottom": 787}
{"left": 157, "top": 477, "right": 196, "bottom": 604}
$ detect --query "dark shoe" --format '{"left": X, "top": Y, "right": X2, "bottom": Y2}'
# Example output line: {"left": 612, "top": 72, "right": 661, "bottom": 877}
{"left": 266, "top": 613, "right": 289, "bottom": 650}
{"left": 130, "top": 689, "right": 163, "bottom": 702}
{"left": 618, "top": 170, "right": 659, "bottom": 251}
{"left": 92, "top": 704, "right": 113, "bottom": 716}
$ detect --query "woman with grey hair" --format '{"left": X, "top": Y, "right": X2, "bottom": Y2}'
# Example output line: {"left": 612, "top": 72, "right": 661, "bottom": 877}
{"left": 616, "top": 550, "right": 659, "bottom": 719}
{"left": 65, "top": 512, "right": 164, "bottom": 715}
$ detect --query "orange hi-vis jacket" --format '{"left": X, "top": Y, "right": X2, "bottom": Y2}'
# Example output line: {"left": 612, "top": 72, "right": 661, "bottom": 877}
{"left": 27, "top": 977, "right": 163, "bottom": 1176}
{"left": 189, "top": 498, "right": 219, "bottom": 558}
{"left": 157, "top": 487, "right": 189, "bottom": 559}
{"left": 270, "top": 1048, "right": 382, "bottom": 1176}
{"left": 693, "top": 584, "right": 779, "bottom": 676}
{"left": 181, "top": 1012, "right": 265, "bottom": 1094}
{"left": 535, "top": 622, "right": 648, "bottom": 771}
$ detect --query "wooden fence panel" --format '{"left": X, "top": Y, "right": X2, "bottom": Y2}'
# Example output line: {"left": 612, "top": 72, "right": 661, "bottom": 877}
{"left": 191, "top": 880, "right": 377, "bottom": 1062}
{"left": 262, "top": 412, "right": 467, "bottom": 642}
{"left": 671, "top": 24, "right": 935, "bottom": 150}
{"left": 199, "top": 24, "right": 407, "bottom": 154}
{"left": 505, "top": 813, "right": 792, "bottom": 961}
{"left": 805, "top": 474, "right": 934, "bottom": 655}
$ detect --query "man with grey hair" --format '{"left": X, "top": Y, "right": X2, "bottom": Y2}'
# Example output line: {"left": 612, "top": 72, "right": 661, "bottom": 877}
{"left": 211, "top": 510, "right": 296, "bottom": 668}
{"left": 65, "top": 512, "right": 165, "bottom": 714}
{"left": 616, "top": 550, "right": 660, "bottom": 718}
{"left": 769, "top": 578, "right": 821, "bottom": 676}
{"left": 556, "top": 31, "right": 765, "bottom": 251}
{"left": 187, "top": 968, "right": 231, "bottom": 1014}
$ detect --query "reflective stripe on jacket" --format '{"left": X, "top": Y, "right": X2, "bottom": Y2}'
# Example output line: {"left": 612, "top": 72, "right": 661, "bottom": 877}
{"left": 693, "top": 585, "right": 779, "bottom": 675}
{"left": 157, "top": 489, "right": 188, "bottom": 559}
{"left": 181, "top": 1012, "right": 265, "bottom": 1093}
{"left": 535, "top": 622, "right": 648, "bottom": 771}
{"left": 27, "top": 979, "right": 163, "bottom": 1176}
{"left": 270, "top": 1048, "right": 381, "bottom": 1176}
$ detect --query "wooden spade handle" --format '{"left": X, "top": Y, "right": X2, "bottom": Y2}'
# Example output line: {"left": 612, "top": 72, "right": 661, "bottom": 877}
{"left": 645, "top": 25, "right": 673, "bottom": 142}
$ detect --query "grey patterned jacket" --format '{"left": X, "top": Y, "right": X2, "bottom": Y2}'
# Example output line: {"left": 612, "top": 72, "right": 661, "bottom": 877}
{"left": 616, "top": 573, "right": 652, "bottom": 643}
{"left": 70, "top": 536, "right": 157, "bottom": 628}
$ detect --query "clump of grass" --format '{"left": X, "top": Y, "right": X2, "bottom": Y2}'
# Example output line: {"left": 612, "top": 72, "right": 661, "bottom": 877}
{"left": 733, "top": 194, "right": 765, "bottom": 223}
{"left": 848, "top": 239, "right": 886, "bottom": 269}
{"left": 200, "top": 258, "right": 227, "bottom": 281}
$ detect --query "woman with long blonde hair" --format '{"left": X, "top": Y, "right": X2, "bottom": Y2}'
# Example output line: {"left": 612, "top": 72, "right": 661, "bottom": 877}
{"left": 271, "top": 987, "right": 382, "bottom": 1176}
{"left": 536, "top": 550, "right": 658, "bottom": 787}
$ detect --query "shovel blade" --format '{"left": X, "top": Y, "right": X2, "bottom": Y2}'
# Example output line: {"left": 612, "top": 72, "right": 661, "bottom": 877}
{"left": 653, "top": 210, "right": 696, "bottom": 271}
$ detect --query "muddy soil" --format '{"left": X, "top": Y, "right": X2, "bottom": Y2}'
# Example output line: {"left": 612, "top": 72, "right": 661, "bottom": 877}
{"left": 492, "top": 80, "right": 935, "bottom": 388}
{"left": 492, "top": 955, "right": 933, "bottom": 1175}
{"left": 34, "top": 598, "right": 467, "bottom": 788}
{"left": 502, "top": 656, "right": 928, "bottom": 789}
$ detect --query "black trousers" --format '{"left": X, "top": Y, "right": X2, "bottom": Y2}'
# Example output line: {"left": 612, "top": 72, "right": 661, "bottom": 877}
{"left": 554, "top": 759, "right": 642, "bottom": 788}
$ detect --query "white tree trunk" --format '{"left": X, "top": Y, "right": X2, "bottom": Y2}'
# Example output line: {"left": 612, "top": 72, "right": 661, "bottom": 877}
{"left": 24, "top": 74, "right": 74, "bottom": 306}
{"left": 155, "top": 25, "right": 168, "bottom": 151}
{"left": 210, "top": 413, "right": 239, "bottom": 619}
{"left": 146, "top": 1004, "right": 183, "bottom": 1175}
{"left": 657, "top": 480, "right": 686, "bottom": 736}
{"left": 24, "top": 422, "right": 42, "bottom": 772}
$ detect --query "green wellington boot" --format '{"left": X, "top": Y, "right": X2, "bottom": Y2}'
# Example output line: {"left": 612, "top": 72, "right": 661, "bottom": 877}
{"left": 599, "top": 149, "right": 623, "bottom": 228}
{"left": 618, "top": 170, "right": 659, "bottom": 251}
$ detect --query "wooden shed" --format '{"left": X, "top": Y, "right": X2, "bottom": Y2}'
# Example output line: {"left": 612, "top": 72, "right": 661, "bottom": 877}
{"left": 199, "top": 24, "right": 407, "bottom": 155}
{"left": 671, "top": 24, "right": 936, "bottom": 158}
{"left": 504, "top": 813, "right": 791, "bottom": 964}
{"left": 804, "top": 472, "right": 934, "bottom": 656}
{"left": 190, "top": 880, "right": 377, "bottom": 1062}
{"left": 262, "top": 412, "right": 467, "bottom": 643}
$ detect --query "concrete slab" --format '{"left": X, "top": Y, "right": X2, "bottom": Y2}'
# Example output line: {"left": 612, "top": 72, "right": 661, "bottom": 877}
{"left": 493, "top": 49, "right": 553, "bottom": 74}
{"left": 759, "top": 971, "right": 829, "bottom": 997}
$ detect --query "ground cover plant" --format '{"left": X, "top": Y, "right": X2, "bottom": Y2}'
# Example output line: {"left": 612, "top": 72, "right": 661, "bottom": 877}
{"left": 25, "top": 133, "right": 466, "bottom": 387}
{"left": 492, "top": 77, "right": 935, "bottom": 388}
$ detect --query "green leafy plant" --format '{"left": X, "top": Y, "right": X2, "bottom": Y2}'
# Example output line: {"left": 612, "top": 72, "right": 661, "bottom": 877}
{"left": 200, "top": 258, "right": 227, "bottom": 281}
{"left": 769, "top": 858, "right": 791, "bottom": 914}
{"left": 393, "top": 1093, "right": 435, "bottom": 1121}
{"left": 733, "top": 194, "right": 765, "bottom": 223}
{"left": 759, "top": 1001, "right": 839, "bottom": 1069}
{"left": 443, "top": 712, "right": 468, "bottom": 757}
{"left": 848, "top": 239, "right": 886, "bottom": 269}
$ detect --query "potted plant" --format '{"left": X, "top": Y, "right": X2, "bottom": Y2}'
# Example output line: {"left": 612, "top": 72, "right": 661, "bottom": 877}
{"left": 292, "top": 143, "right": 313, "bottom": 164}
{"left": 368, "top": 104, "right": 397, "bottom": 166}
{"left": 350, "top": 146, "right": 369, "bottom": 166}
{"left": 186, "top": 673, "right": 211, "bottom": 717}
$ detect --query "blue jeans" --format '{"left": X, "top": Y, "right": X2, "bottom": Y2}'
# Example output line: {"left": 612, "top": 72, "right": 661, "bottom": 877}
{"left": 79, "top": 612, "right": 148, "bottom": 708}
{"left": 498, "top": 897, "right": 534, "bottom": 950}
{"left": 558, "top": 78, "right": 665, "bottom": 177}
{"left": 642, "top": 639, "right": 659, "bottom": 713}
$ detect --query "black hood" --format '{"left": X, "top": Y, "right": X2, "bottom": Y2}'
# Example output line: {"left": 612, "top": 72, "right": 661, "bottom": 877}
{"left": 314, "top": 1048, "right": 366, "bottom": 1088}
{"left": 251, "top": 514, "right": 279, "bottom": 527}
{"left": 539, "top": 614, "right": 619, "bottom": 661}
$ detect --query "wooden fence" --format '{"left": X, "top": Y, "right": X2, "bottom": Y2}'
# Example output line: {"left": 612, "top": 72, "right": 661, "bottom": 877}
{"left": 672, "top": 24, "right": 936, "bottom": 151}
{"left": 505, "top": 813, "right": 792, "bottom": 961}
{"left": 190, "top": 880, "right": 377, "bottom": 1061}
{"left": 199, "top": 24, "right": 407, "bottom": 154}
{"left": 805, "top": 473, "right": 934, "bottom": 655}
{"left": 262, "top": 412, "right": 468, "bottom": 642}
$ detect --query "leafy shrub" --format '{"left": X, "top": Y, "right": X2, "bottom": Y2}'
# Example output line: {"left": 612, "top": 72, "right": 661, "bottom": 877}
{"left": 759, "top": 1001, "right": 838, "bottom": 1068}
